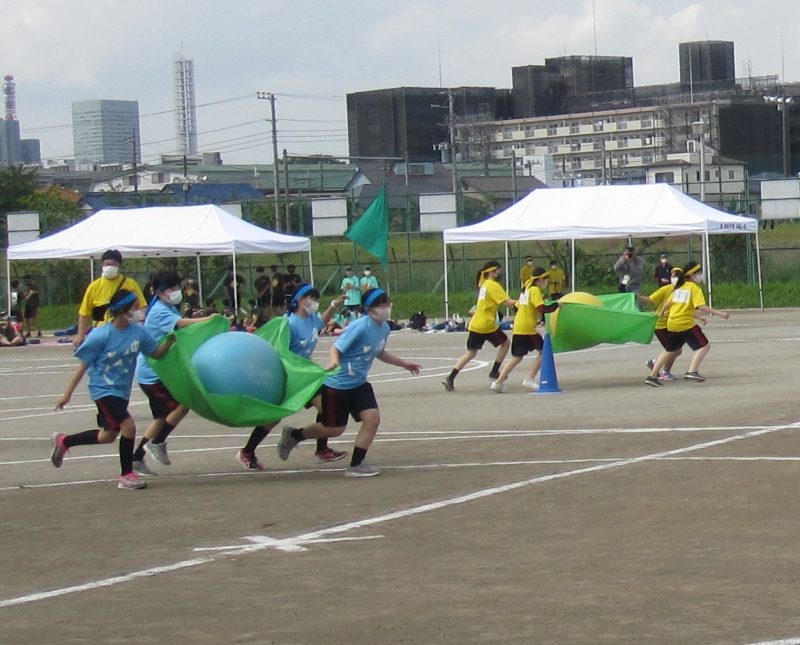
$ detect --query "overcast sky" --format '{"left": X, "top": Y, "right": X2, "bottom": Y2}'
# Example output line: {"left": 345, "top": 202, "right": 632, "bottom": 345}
{"left": 2, "top": 0, "right": 798, "bottom": 165}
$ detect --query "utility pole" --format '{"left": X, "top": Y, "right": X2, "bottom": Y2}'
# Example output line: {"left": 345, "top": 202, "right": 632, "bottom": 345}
{"left": 511, "top": 148, "right": 518, "bottom": 201}
{"left": 256, "top": 92, "right": 281, "bottom": 231}
{"left": 131, "top": 127, "right": 139, "bottom": 194}
{"left": 448, "top": 88, "right": 458, "bottom": 196}
{"left": 283, "top": 148, "right": 290, "bottom": 232}
{"left": 182, "top": 154, "right": 189, "bottom": 205}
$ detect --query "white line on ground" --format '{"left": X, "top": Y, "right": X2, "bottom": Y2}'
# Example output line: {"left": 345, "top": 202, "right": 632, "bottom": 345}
{"left": 0, "top": 420, "right": 796, "bottom": 609}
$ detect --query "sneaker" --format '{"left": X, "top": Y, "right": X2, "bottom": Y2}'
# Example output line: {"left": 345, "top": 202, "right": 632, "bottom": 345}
{"left": 521, "top": 378, "right": 539, "bottom": 391}
{"left": 145, "top": 441, "right": 171, "bottom": 466}
{"left": 50, "top": 432, "right": 68, "bottom": 468}
{"left": 277, "top": 426, "right": 299, "bottom": 461}
{"left": 658, "top": 371, "right": 677, "bottom": 381}
{"left": 490, "top": 380, "right": 506, "bottom": 393}
{"left": 236, "top": 449, "right": 264, "bottom": 471}
{"left": 315, "top": 447, "right": 347, "bottom": 463}
{"left": 441, "top": 378, "right": 454, "bottom": 392}
{"left": 345, "top": 462, "right": 381, "bottom": 477}
{"left": 488, "top": 369, "right": 500, "bottom": 380}
{"left": 132, "top": 460, "right": 158, "bottom": 477}
{"left": 644, "top": 376, "right": 663, "bottom": 387}
{"left": 646, "top": 358, "right": 655, "bottom": 370}
{"left": 684, "top": 371, "right": 706, "bottom": 382}
{"left": 117, "top": 472, "right": 147, "bottom": 490}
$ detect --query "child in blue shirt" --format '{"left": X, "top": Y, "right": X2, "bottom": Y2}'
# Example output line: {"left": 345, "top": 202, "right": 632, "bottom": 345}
{"left": 52, "top": 290, "right": 175, "bottom": 490}
{"left": 235, "top": 284, "right": 344, "bottom": 470}
{"left": 277, "top": 288, "right": 421, "bottom": 477}
{"left": 131, "top": 270, "right": 219, "bottom": 475}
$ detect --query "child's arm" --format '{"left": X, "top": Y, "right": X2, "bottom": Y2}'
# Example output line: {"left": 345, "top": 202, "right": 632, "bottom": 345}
{"left": 176, "top": 313, "right": 220, "bottom": 328}
{"left": 150, "top": 335, "right": 177, "bottom": 360}
{"left": 697, "top": 305, "right": 730, "bottom": 320}
{"left": 55, "top": 363, "right": 89, "bottom": 409}
{"left": 377, "top": 350, "right": 421, "bottom": 375}
{"left": 322, "top": 295, "right": 346, "bottom": 324}
{"left": 326, "top": 345, "right": 342, "bottom": 371}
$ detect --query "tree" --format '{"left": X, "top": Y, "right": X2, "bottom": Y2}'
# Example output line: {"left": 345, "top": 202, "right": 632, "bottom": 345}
{"left": 0, "top": 165, "right": 39, "bottom": 244}
{"left": 20, "top": 189, "right": 82, "bottom": 235}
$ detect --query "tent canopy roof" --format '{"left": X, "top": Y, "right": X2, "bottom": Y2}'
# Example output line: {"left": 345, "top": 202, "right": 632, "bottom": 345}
{"left": 443, "top": 184, "right": 757, "bottom": 244}
{"left": 7, "top": 204, "right": 310, "bottom": 260}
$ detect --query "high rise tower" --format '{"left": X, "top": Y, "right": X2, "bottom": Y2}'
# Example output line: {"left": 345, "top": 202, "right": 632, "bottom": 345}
{"left": 174, "top": 52, "right": 198, "bottom": 156}
{"left": 0, "top": 75, "right": 21, "bottom": 163}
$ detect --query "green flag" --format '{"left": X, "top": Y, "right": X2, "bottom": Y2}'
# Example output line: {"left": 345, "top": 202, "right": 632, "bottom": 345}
{"left": 346, "top": 186, "right": 389, "bottom": 268}
{"left": 148, "top": 316, "right": 332, "bottom": 427}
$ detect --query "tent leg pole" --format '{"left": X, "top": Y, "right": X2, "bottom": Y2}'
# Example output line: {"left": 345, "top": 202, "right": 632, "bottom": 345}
{"left": 307, "top": 248, "right": 314, "bottom": 286}
{"left": 754, "top": 229, "right": 764, "bottom": 311}
{"left": 443, "top": 239, "right": 450, "bottom": 321}
{"left": 703, "top": 231, "right": 712, "bottom": 308}
{"left": 232, "top": 253, "right": 238, "bottom": 317}
{"left": 570, "top": 239, "right": 575, "bottom": 292}
{"left": 196, "top": 255, "right": 203, "bottom": 304}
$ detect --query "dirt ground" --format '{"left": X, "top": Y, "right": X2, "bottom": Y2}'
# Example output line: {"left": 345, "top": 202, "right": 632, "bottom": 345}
{"left": 1, "top": 309, "right": 799, "bottom": 644}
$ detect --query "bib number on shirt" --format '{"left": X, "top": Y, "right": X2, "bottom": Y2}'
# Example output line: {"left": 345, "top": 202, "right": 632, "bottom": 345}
{"left": 518, "top": 291, "right": 530, "bottom": 305}
{"left": 672, "top": 289, "right": 691, "bottom": 304}
{"left": 478, "top": 287, "right": 487, "bottom": 301}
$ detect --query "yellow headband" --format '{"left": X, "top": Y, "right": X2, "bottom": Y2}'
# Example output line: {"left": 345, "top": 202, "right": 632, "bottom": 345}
{"left": 482, "top": 265, "right": 500, "bottom": 275}
{"left": 685, "top": 264, "right": 701, "bottom": 276}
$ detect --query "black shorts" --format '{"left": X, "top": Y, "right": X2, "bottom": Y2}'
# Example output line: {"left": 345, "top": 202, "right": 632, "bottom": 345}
{"left": 95, "top": 396, "right": 131, "bottom": 432}
{"left": 466, "top": 328, "right": 508, "bottom": 351}
{"left": 318, "top": 383, "right": 378, "bottom": 428}
{"left": 304, "top": 385, "right": 323, "bottom": 410}
{"left": 24, "top": 304, "right": 38, "bottom": 318}
{"left": 139, "top": 382, "right": 181, "bottom": 419}
{"left": 270, "top": 295, "right": 284, "bottom": 307}
{"left": 663, "top": 326, "right": 709, "bottom": 352}
{"left": 510, "top": 333, "right": 543, "bottom": 357}
{"left": 654, "top": 328, "right": 671, "bottom": 350}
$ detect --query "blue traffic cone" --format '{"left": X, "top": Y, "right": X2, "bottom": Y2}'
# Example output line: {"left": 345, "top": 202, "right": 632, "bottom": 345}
{"left": 536, "top": 332, "right": 561, "bottom": 394}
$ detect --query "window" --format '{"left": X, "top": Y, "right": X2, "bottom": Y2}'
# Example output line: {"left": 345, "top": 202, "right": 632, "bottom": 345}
{"left": 728, "top": 170, "right": 735, "bottom": 180}
{"left": 654, "top": 172, "right": 674, "bottom": 183}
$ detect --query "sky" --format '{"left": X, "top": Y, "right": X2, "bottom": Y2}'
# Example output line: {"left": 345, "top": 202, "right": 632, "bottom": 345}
{"left": 2, "top": 0, "right": 798, "bottom": 165}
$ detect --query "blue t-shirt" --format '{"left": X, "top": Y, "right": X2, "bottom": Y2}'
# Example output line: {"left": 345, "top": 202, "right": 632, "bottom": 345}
{"left": 287, "top": 311, "right": 324, "bottom": 359}
{"left": 340, "top": 276, "right": 361, "bottom": 306}
{"left": 325, "top": 314, "right": 389, "bottom": 390}
{"left": 75, "top": 323, "right": 159, "bottom": 401}
{"left": 135, "top": 299, "right": 181, "bottom": 385}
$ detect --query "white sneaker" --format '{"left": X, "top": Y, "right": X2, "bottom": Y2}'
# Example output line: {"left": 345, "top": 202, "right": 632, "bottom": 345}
{"left": 490, "top": 380, "right": 506, "bottom": 393}
{"left": 345, "top": 462, "right": 381, "bottom": 477}
{"left": 521, "top": 379, "right": 539, "bottom": 391}
{"left": 132, "top": 460, "right": 158, "bottom": 477}
{"left": 117, "top": 472, "right": 147, "bottom": 490}
{"left": 145, "top": 441, "right": 171, "bottom": 466}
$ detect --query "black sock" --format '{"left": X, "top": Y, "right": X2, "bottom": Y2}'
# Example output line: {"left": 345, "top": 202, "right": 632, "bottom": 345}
{"left": 290, "top": 428, "right": 305, "bottom": 442}
{"left": 448, "top": 368, "right": 459, "bottom": 382}
{"left": 154, "top": 421, "right": 176, "bottom": 444}
{"left": 64, "top": 429, "right": 99, "bottom": 448}
{"left": 244, "top": 425, "right": 270, "bottom": 453}
{"left": 316, "top": 439, "right": 328, "bottom": 452}
{"left": 491, "top": 361, "right": 501, "bottom": 374}
{"left": 132, "top": 437, "right": 149, "bottom": 462}
{"left": 350, "top": 446, "right": 367, "bottom": 467}
{"left": 119, "top": 436, "right": 134, "bottom": 475}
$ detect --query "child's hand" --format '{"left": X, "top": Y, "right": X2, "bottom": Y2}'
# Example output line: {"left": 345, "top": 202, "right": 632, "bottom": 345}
{"left": 718, "top": 311, "right": 730, "bottom": 320}
{"left": 405, "top": 362, "right": 422, "bottom": 375}
{"left": 55, "top": 394, "right": 70, "bottom": 410}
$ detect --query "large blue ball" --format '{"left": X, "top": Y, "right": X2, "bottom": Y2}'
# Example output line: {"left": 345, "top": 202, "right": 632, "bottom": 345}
{"left": 191, "top": 332, "right": 286, "bottom": 404}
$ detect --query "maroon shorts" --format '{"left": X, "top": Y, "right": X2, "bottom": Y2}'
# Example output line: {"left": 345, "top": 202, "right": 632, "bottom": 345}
{"left": 318, "top": 383, "right": 378, "bottom": 428}
{"left": 139, "top": 382, "right": 181, "bottom": 419}
{"left": 510, "top": 333, "right": 544, "bottom": 357}
{"left": 654, "top": 328, "right": 672, "bottom": 350}
{"left": 663, "top": 325, "right": 709, "bottom": 352}
{"left": 95, "top": 396, "right": 131, "bottom": 433}
{"left": 466, "top": 328, "right": 508, "bottom": 351}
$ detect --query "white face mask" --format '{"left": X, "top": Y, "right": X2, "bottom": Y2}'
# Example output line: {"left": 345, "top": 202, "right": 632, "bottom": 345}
{"left": 363, "top": 271, "right": 371, "bottom": 277}
{"left": 102, "top": 265, "right": 119, "bottom": 280}
{"left": 670, "top": 276, "right": 679, "bottom": 286}
{"left": 167, "top": 290, "right": 183, "bottom": 306}
{"left": 694, "top": 272, "right": 704, "bottom": 283}
{"left": 127, "top": 308, "right": 145, "bottom": 323}
{"left": 304, "top": 301, "right": 320, "bottom": 315}
{"left": 371, "top": 306, "right": 392, "bottom": 323}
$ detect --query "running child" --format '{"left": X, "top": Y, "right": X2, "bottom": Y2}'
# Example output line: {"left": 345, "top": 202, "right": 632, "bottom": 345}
{"left": 644, "top": 262, "right": 729, "bottom": 387}
{"left": 52, "top": 290, "right": 175, "bottom": 490}
{"left": 639, "top": 267, "right": 684, "bottom": 382}
{"left": 276, "top": 288, "right": 421, "bottom": 477}
{"left": 235, "top": 285, "right": 346, "bottom": 471}
{"left": 490, "top": 267, "right": 558, "bottom": 393}
{"left": 131, "top": 270, "right": 219, "bottom": 476}
{"left": 442, "top": 260, "right": 516, "bottom": 392}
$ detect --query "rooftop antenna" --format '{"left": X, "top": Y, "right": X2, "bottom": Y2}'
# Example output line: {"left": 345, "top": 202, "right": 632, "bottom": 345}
{"left": 781, "top": 28, "right": 785, "bottom": 84}
{"left": 438, "top": 39, "right": 443, "bottom": 87}
{"left": 592, "top": 0, "right": 598, "bottom": 56}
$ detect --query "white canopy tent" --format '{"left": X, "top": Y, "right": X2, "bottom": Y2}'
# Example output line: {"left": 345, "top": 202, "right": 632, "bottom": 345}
{"left": 6, "top": 204, "right": 312, "bottom": 311}
{"left": 442, "top": 183, "right": 762, "bottom": 317}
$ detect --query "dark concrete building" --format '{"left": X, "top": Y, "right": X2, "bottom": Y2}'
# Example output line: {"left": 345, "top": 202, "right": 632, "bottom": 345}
{"left": 679, "top": 40, "right": 736, "bottom": 90}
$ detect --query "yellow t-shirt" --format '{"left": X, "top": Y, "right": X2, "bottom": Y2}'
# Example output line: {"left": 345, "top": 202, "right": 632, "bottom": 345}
{"left": 548, "top": 268, "right": 566, "bottom": 295}
{"left": 512, "top": 284, "right": 545, "bottom": 335}
{"left": 468, "top": 279, "right": 511, "bottom": 334}
{"left": 666, "top": 281, "right": 705, "bottom": 332}
{"left": 648, "top": 284, "right": 674, "bottom": 330}
{"left": 519, "top": 264, "right": 533, "bottom": 288}
{"left": 78, "top": 275, "right": 147, "bottom": 326}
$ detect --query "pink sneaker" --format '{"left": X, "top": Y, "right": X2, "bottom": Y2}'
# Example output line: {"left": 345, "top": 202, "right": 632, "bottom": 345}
{"left": 236, "top": 449, "right": 265, "bottom": 471}
{"left": 50, "top": 432, "right": 69, "bottom": 468}
{"left": 315, "top": 447, "right": 347, "bottom": 463}
{"left": 117, "top": 472, "right": 147, "bottom": 490}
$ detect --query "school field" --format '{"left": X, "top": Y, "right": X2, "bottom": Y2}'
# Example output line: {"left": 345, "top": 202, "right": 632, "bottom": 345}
{"left": 1, "top": 310, "right": 800, "bottom": 644}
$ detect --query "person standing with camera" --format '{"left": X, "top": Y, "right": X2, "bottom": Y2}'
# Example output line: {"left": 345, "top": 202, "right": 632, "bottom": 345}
{"left": 613, "top": 246, "right": 646, "bottom": 296}
{"left": 73, "top": 249, "right": 147, "bottom": 348}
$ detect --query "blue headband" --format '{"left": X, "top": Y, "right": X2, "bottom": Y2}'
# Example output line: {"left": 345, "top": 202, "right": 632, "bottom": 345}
{"left": 363, "top": 288, "right": 386, "bottom": 308}
{"left": 109, "top": 291, "right": 137, "bottom": 313}
{"left": 291, "top": 284, "right": 314, "bottom": 305}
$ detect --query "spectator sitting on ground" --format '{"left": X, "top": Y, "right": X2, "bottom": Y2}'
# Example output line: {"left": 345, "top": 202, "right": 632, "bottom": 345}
{"left": 0, "top": 316, "right": 25, "bottom": 347}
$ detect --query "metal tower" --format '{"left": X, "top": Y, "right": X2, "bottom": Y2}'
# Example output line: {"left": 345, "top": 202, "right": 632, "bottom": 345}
{"left": 3, "top": 74, "right": 17, "bottom": 120}
{"left": 173, "top": 53, "right": 198, "bottom": 155}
